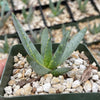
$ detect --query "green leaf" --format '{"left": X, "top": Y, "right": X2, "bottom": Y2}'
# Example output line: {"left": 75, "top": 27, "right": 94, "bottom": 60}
{"left": 48, "top": 29, "right": 70, "bottom": 69}
{"left": 12, "top": 14, "right": 44, "bottom": 66}
{"left": 26, "top": 6, "right": 34, "bottom": 24}
{"left": 27, "top": 56, "right": 51, "bottom": 76}
{"left": 56, "top": 0, "right": 61, "bottom": 11}
{"left": 0, "top": 11, "right": 11, "bottom": 29}
{"left": 22, "top": 7, "right": 27, "bottom": 20}
{"left": 49, "top": 0, "right": 56, "bottom": 12}
{"left": 56, "top": 7, "right": 65, "bottom": 16}
{"left": 51, "top": 67, "right": 71, "bottom": 76}
{"left": 3, "top": 35, "right": 9, "bottom": 53}
{"left": 59, "top": 28, "right": 87, "bottom": 65}
{"left": 44, "top": 38, "right": 52, "bottom": 67}
{"left": 41, "top": 28, "right": 49, "bottom": 57}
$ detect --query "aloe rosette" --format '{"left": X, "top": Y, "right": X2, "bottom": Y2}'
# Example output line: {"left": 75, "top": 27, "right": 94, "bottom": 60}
{"left": 12, "top": 14, "right": 87, "bottom": 76}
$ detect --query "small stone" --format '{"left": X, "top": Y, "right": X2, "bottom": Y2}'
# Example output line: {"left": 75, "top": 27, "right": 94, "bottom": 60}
{"left": 32, "top": 81, "right": 39, "bottom": 88}
{"left": 13, "top": 69, "right": 20, "bottom": 75}
{"left": 37, "top": 86, "right": 43, "bottom": 92}
{"left": 96, "top": 80, "right": 100, "bottom": 85}
{"left": 83, "top": 80, "right": 92, "bottom": 93}
{"left": 79, "top": 65, "right": 86, "bottom": 71}
{"left": 91, "top": 69, "right": 98, "bottom": 75}
{"left": 25, "top": 68, "right": 32, "bottom": 77}
{"left": 13, "top": 85, "right": 20, "bottom": 93}
{"left": 14, "top": 88, "right": 24, "bottom": 96}
{"left": 4, "top": 86, "right": 12, "bottom": 95}
{"left": 76, "top": 86, "right": 83, "bottom": 93}
{"left": 23, "top": 83, "right": 32, "bottom": 95}
{"left": 92, "top": 82, "right": 98, "bottom": 92}
{"left": 14, "top": 56, "right": 19, "bottom": 62}
{"left": 64, "top": 78, "right": 73, "bottom": 89}
{"left": 92, "top": 75, "right": 99, "bottom": 81}
{"left": 72, "top": 80, "right": 80, "bottom": 88}
{"left": 74, "top": 58, "right": 83, "bottom": 65}
{"left": 43, "top": 83, "right": 51, "bottom": 92}
{"left": 51, "top": 77, "right": 60, "bottom": 84}
{"left": 8, "top": 80, "right": 15, "bottom": 86}
{"left": 49, "top": 88, "right": 56, "bottom": 94}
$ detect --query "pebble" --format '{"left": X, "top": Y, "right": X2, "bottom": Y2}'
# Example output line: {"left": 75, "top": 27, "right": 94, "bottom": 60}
{"left": 72, "top": 80, "right": 81, "bottom": 88}
{"left": 92, "top": 75, "right": 99, "bottom": 81}
{"left": 65, "top": 78, "right": 73, "bottom": 89}
{"left": 43, "top": 83, "right": 51, "bottom": 92}
{"left": 49, "top": 88, "right": 56, "bottom": 94}
{"left": 83, "top": 80, "right": 92, "bottom": 93}
{"left": 51, "top": 77, "right": 60, "bottom": 84}
{"left": 92, "top": 82, "right": 98, "bottom": 92}
{"left": 4, "top": 86, "right": 12, "bottom": 95}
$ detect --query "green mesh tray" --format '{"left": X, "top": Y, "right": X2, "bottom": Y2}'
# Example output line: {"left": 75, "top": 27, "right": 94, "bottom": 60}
{"left": 0, "top": 43, "right": 100, "bottom": 100}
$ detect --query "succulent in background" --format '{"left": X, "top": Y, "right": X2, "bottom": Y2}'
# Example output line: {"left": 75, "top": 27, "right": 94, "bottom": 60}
{"left": 49, "top": 0, "right": 65, "bottom": 17}
{"left": 12, "top": 14, "right": 87, "bottom": 76}
{"left": 0, "top": 35, "right": 10, "bottom": 53}
{"left": 22, "top": 5, "right": 34, "bottom": 24}
{"left": 0, "top": 0, "right": 11, "bottom": 29}
{"left": 21, "top": 0, "right": 29, "bottom": 5}
{"left": 77, "top": 0, "right": 88, "bottom": 13}
{"left": 88, "top": 23, "right": 100, "bottom": 35}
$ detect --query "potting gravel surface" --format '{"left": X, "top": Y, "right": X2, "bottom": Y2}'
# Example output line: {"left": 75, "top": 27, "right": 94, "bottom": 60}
{"left": 4, "top": 51, "right": 100, "bottom": 97}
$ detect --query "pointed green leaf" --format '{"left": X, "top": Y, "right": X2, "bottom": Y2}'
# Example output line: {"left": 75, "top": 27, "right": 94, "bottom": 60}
{"left": 27, "top": 56, "right": 51, "bottom": 76}
{"left": 51, "top": 67, "right": 71, "bottom": 76}
{"left": 26, "top": 6, "right": 34, "bottom": 24}
{"left": 41, "top": 28, "right": 49, "bottom": 57}
{"left": 60, "top": 28, "right": 87, "bottom": 65}
{"left": 49, "top": 0, "right": 56, "bottom": 13}
{"left": 48, "top": 30, "right": 70, "bottom": 69}
{"left": 12, "top": 14, "right": 44, "bottom": 66}
{"left": 0, "top": 11, "right": 11, "bottom": 29}
{"left": 44, "top": 38, "right": 52, "bottom": 67}
{"left": 3, "top": 35, "right": 9, "bottom": 53}
{"left": 22, "top": 7, "right": 27, "bottom": 20}
{"left": 56, "top": 0, "right": 61, "bottom": 11}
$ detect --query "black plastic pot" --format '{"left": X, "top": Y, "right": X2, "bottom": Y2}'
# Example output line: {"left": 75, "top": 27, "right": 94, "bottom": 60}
{"left": 0, "top": 43, "right": 100, "bottom": 100}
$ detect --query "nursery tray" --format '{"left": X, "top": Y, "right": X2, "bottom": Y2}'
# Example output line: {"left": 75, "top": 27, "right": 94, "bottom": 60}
{"left": 0, "top": 43, "right": 100, "bottom": 100}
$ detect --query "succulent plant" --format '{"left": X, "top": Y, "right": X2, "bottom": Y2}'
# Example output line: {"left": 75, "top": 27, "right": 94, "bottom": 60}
{"left": 88, "top": 23, "right": 100, "bottom": 35}
{"left": 12, "top": 14, "right": 86, "bottom": 76}
{"left": 77, "top": 0, "right": 88, "bottom": 13}
{"left": 0, "top": 35, "right": 10, "bottom": 53}
{"left": 0, "top": 0, "right": 11, "bottom": 29}
{"left": 22, "top": 5, "right": 34, "bottom": 24}
{"left": 49, "top": 0, "right": 65, "bottom": 17}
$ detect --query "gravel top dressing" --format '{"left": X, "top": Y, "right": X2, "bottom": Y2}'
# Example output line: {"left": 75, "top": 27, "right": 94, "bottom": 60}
{"left": 4, "top": 51, "right": 100, "bottom": 97}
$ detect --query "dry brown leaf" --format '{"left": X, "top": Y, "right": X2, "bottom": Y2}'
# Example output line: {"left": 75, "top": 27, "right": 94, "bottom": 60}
{"left": 81, "top": 66, "right": 92, "bottom": 83}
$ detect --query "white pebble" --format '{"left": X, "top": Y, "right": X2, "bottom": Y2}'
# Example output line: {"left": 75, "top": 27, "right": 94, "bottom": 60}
{"left": 83, "top": 80, "right": 92, "bottom": 93}
{"left": 25, "top": 68, "right": 32, "bottom": 77}
{"left": 74, "top": 58, "right": 83, "bottom": 65}
{"left": 37, "top": 86, "right": 43, "bottom": 92}
{"left": 65, "top": 78, "right": 73, "bottom": 89}
{"left": 4, "top": 86, "right": 12, "bottom": 95}
{"left": 92, "top": 82, "right": 98, "bottom": 92}
{"left": 43, "top": 83, "right": 51, "bottom": 92}
{"left": 92, "top": 75, "right": 99, "bottom": 81}
{"left": 79, "top": 65, "right": 86, "bottom": 71}
{"left": 72, "top": 80, "right": 80, "bottom": 88}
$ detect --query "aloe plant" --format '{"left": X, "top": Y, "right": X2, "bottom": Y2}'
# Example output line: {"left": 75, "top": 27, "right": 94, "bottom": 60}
{"left": 22, "top": 5, "right": 34, "bottom": 24}
{"left": 49, "top": 0, "right": 65, "bottom": 17}
{"left": 0, "top": 0, "right": 11, "bottom": 29}
{"left": 0, "top": 35, "right": 10, "bottom": 53}
{"left": 88, "top": 23, "right": 100, "bottom": 35}
{"left": 77, "top": 0, "right": 88, "bottom": 13}
{"left": 12, "top": 13, "right": 87, "bottom": 76}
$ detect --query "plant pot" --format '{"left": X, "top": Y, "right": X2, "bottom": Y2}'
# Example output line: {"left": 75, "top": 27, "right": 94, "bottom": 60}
{"left": 0, "top": 43, "right": 100, "bottom": 100}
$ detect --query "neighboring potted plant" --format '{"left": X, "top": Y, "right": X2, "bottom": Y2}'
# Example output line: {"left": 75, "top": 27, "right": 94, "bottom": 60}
{"left": 0, "top": 14, "right": 100, "bottom": 100}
